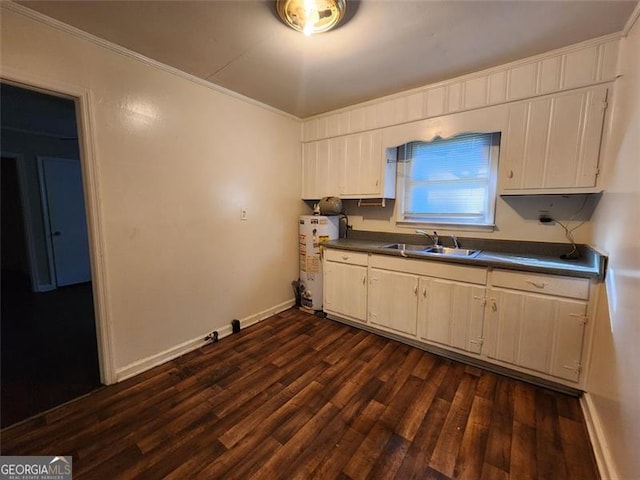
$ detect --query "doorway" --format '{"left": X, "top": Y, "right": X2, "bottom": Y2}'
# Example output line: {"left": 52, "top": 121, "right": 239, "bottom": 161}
{"left": 1, "top": 83, "right": 102, "bottom": 428}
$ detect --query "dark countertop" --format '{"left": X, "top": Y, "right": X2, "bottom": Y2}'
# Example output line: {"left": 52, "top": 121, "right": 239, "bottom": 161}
{"left": 324, "top": 231, "right": 606, "bottom": 280}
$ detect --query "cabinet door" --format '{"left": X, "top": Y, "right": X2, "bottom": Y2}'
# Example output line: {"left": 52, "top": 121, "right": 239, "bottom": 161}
{"left": 418, "top": 278, "right": 485, "bottom": 354}
{"left": 485, "top": 289, "right": 587, "bottom": 382}
{"left": 316, "top": 139, "right": 331, "bottom": 196}
{"left": 343, "top": 131, "right": 384, "bottom": 197}
{"left": 302, "top": 142, "right": 318, "bottom": 199}
{"left": 359, "top": 130, "right": 383, "bottom": 195}
{"left": 302, "top": 139, "right": 336, "bottom": 199}
{"left": 550, "top": 300, "right": 588, "bottom": 381}
{"left": 328, "top": 136, "right": 345, "bottom": 196}
{"left": 343, "top": 133, "right": 363, "bottom": 195}
{"left": 501, "top": 86, "right": 607, "bottom": 191}
{"left": 324, "top": 261, "right": 367, "bottom": 322}
{"left": 368, "top": 268, "right": 418, "bottom": 337}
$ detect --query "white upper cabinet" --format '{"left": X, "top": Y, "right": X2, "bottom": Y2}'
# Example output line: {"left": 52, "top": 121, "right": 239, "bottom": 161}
{"left": 499, "top": 85, "right": 608, "bottom": 193}
{"left": 343, "top": 130, "right": 396, "bottom": 198}
{"left": 301, "top": 138, "right": 338, "bottom": 199}
{"left": 302, "top": 38, "right": 619, "bottom": 199}
{"left": 301, "top": 141, "right": 319, "bottom": 199}
{"left": 302, "top": 38, "right": 618, "bottom": 142}
{"left": 301, "top": 129, "right": 396, "bottom": 200}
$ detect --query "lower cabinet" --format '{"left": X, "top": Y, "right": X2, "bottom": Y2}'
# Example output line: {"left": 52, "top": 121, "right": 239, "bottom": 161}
{"left": 368, "top": 268, "right": 418, "bottom": 336}
{"left": 418, "top": 278, "right": 485, "bottom": 354}
{"left": 323, "top": 250, "right": 368, "bottom": 323}
{"left": 323, "top": 250, "right": 595, "bottom": 388}
{"left": 367, "top": 256, "right": 487, "bottom": 350}
{"left": 484, "top": 287, "right": 588, "bottom": 382}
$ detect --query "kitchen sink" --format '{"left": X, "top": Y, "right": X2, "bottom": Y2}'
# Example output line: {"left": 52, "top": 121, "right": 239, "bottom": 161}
{"left": 381, "top": 243, "right": 431, "bottom": 252}
{"left": 425, "top": 246, "right": 481, "bottom": 257}
{"left": 382, "top": 243, "right": 480, "bottom": 257}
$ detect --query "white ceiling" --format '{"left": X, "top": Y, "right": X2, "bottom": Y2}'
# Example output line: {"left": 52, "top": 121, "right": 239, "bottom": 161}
{"left": 18, "top": 0, "right": 638, "bottom": 118}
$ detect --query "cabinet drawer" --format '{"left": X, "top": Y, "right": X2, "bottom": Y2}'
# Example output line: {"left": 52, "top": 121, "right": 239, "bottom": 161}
{"left": 370, "top": 255, "right": 487, "bottom": 284}
{"left": 324, "top": 249, "right": 369, "bottom": 266}
{"left": 490, "top": 269, "right": 589, "bottom": 300}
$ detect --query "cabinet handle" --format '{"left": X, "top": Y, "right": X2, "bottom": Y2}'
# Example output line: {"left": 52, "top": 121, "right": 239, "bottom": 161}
{"left": 508, "top": 170, "right": 514, "bottom": 179}
{"left": 422, "top": 288, "right": 427, "bottom": 298}
{"left": 341, "top": 255, "right": 350, "bottom": 261}
{"left": 526, "top": 280, "right": 547, "bottom": 289}
{"left": 413, "top": 285, "right": 418, "bottom": 296}
{"left": 490, "top": 299, "right": 497, "bottom": 312}
{"left": 362, "top": 274, "right": 366, "bottom": 285}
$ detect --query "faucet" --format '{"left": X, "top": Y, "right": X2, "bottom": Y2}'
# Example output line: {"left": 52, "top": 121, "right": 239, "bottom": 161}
{"left": 450, "top": 235, "right": 459, "bottom": 248}
{"left": 416, "top": 229, "right": 439, "bottom": 246}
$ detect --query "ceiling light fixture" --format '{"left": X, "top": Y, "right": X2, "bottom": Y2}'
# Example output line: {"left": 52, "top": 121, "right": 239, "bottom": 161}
{"left": 276, "top": 0, "right": 346, "bottom": 36}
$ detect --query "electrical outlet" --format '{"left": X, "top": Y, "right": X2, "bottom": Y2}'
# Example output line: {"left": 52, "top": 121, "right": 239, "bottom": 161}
{"left": 241, "top": 208, "right": 247, "bottom": 221}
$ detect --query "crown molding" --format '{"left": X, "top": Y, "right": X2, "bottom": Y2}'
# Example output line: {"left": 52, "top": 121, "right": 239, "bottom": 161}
{"left": 1, "top": 1, "right": 301, "bottom": 122}
{"left": 623, "top": 0, "right": 640, "bottom": 36}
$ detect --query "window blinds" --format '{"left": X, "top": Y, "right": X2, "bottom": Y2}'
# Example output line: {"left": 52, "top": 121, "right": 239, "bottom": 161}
{"left": 402, "top": 133, "right": 498, "bottom": 224}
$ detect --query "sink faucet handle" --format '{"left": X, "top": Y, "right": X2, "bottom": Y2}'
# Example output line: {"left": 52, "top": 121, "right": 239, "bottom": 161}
{"left": 415, "top": 229, "right": 437, "bottom": 246}
{"left": 450, "top": 234, "right": 459, "bottom": 248}
{"left": 433, "top": 231, "right": 439, "bottom": 245}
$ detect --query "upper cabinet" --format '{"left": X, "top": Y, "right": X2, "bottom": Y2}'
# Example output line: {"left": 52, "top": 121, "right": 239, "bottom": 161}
{"left": 500, "top": 85, "right": 609, "bottom": 193}
{"left": 301, "top": 37, "right": 619, "bottom": 200}
{"left": 302, "top": 37, "right": 618, "bottom": 142}
{"left": 301, "top": 129, "right": 396, "bottom": 200}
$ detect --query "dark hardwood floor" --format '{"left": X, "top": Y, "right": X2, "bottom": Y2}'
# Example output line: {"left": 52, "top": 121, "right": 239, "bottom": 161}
{"left": 0, "top": 308, "right": 599, "bottom": 479}
{"left": 0, "top": 277, "right": 102, "bottom": 427}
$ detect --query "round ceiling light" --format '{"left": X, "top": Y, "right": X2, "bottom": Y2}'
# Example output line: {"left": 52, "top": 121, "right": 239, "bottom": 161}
{"left": 276, "top": 0, "right": 347, "bottom": 36}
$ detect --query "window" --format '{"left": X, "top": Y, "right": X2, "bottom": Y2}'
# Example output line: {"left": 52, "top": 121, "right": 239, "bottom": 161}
{"left": 397, "top": 132, "right": 500, "bottom": 227}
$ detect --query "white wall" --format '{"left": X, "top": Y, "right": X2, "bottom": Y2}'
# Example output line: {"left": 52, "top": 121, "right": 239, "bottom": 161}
{"left": 585, "top": 9, "right": 640, "bottom": 480}
{"left": 341, "top": 194, "right": 597, "bottom": 243}
{"left": 1, "top": 6, "right": 305, "bottom": 377}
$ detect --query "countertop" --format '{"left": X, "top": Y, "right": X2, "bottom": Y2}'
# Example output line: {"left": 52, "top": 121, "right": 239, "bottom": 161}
{"left": 323, "top": 232, "right": 606, "bottom": 280}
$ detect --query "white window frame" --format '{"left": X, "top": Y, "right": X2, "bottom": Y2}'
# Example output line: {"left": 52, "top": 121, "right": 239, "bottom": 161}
{"left": 396, "top": 132, "right": 500, "bottom": 229}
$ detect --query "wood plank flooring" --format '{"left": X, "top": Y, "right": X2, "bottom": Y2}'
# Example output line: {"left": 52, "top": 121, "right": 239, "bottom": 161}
{"left": 0, "top": 308, "right": 599, "bottom": 479}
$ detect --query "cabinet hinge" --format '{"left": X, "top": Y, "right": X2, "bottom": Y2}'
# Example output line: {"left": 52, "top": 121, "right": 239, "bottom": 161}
{"left": 470, "top": 338, "right": 484, "bottom": 345}
{"left": 474, "top": 295, "right": 487, "bottom": 306}
{"left": 594, "top": 167, "right": 601, "bottom": 177}
{"left": 563, "top": 362, "right": 582, "bottom": 374}
{"left": 570, "top": 313, "right": 589, "bottom": 325}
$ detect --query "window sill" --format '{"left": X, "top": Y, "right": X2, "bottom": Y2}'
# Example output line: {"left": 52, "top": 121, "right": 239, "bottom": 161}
{"left": 396, "top": 221, "right": 497, "bottom": 233}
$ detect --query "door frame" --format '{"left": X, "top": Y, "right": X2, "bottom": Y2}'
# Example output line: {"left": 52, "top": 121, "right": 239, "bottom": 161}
{"left": 1, "top": 68, "right": 115, "bottom": 384}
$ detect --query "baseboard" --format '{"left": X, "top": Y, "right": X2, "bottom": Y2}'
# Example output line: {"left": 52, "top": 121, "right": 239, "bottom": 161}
{"left": 240, "top": 298, "right": 296, "bottom": 329}
{"left": 115, "top": 298, "right": 295, "bottom": 382}
{"left": 580, "top": 392, "right": 619, "bottom": 480}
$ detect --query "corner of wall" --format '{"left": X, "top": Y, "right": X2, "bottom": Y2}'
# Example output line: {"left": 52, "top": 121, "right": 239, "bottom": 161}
{"left": 580, "top": 393, "right": 621, "bottom": 480}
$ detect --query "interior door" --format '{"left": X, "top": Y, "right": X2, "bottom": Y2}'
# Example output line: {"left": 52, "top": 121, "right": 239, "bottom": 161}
{"left": 38, "top": 157, "right": 91, "bottom": 286}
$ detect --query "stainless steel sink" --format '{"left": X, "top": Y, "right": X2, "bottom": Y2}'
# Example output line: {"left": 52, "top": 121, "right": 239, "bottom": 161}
{"left": 424, "top": 246, "right": 480, "bottom": 257}
{"left": 382, "top": 243, "right": 480, "bottom": 257}
{"left": 381, "top": 243, "right": 431, "bottom": 252}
